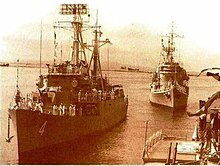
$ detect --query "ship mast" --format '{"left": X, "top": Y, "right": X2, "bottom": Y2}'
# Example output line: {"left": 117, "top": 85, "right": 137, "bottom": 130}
{"left": 72, "top": 12, "right": 80, "bottom": 66}
{"left": 39, "top": 19, "right": 42, "bottom": 75}
{"left": 87, "top": 11, "right": 111, "bottom": 90}
{"left": 71, "top": 4, "right": 88, "bottom": 66}
{"left": 16, "top": 59, "right": 20, "bottom": 88}
{"left": 58, "top": 4, "right": 89, "bottom": 66}
{"left": 161, "top": 22, "right": 183, "bottom": 64}
{"left": 92, "top": 11, "right": 101, "bottom": 80}
{"left": 93, "top": 28, "right": 99, "bottom": 78}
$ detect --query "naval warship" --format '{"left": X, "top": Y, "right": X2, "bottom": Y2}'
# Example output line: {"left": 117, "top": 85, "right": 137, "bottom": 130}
{"left": 149, "top": 24, "right": 189, "bottom": 110}
{"left": 6, "top": 4, "right": 128, "bottom": 163}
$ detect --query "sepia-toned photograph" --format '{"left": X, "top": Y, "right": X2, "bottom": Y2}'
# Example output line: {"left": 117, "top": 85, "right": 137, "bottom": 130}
{"left": 0, "top": 0, "right": 220, "bottom": 164}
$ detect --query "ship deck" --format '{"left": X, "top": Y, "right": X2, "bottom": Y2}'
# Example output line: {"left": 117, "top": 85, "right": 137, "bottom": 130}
{"left": 142, "top": 130, "right": 201, "bottom": 165}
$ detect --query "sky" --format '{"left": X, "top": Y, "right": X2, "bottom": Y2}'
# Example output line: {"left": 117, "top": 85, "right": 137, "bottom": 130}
{"left": 1, "top": 0, "right": 220, "bottom": 71}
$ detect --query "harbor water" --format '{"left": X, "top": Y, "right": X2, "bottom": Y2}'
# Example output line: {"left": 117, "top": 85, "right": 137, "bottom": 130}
{"left": 0, "top": 66, "right": 219, "bottom": 164}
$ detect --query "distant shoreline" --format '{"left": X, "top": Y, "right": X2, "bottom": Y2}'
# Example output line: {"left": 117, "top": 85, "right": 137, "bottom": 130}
{"left": 1, "top": 63, "right": 153, "bottom": 73}
{"left": 0, "top": 62, "right": 199, "bottom": 76}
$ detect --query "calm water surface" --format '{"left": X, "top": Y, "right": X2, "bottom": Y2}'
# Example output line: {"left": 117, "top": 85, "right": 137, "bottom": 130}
{"left": 0, "top": 67, "right": 219, "bottom": 164}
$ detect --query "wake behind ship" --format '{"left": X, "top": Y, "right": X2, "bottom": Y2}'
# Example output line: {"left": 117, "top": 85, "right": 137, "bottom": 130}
{"left": 6, "top": 4, "right": 128, "bottom": 163}
{"left": 149, "top": 24, "right": 189, "bottom": 110}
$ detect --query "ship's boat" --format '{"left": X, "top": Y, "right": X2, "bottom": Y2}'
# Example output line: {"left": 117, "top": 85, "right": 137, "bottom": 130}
{"left": 149, "top": 24, "right": 189, "bottom": 110}
{"left": 6, "top": 4, "right": 128, "bottom": 163}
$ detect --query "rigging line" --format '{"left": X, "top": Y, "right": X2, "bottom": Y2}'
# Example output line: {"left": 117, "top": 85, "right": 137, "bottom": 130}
{"left": 95, "top": 9, "right": 98, "bottom": 27}
{"left": 60, "top": 42, "right": 63, "bottom": 63}
{"left": 97, "top": 54, "right": 104, "bottom": 91}
{"left": 87, "top": 52, "right": 94, "bottom": 74}
{"left": 79, "top": 32, "right": 87, "bottom": 63}
{"left": 107, "top": 44, "right": 110, "bottom": 77}
{"left": 178, "top": 38, "right": 181, "bottom": 63}
{"left": 16, "top": 59, "right": 19, "bottom": 88}
{"left": 53, "top": 26, "right": 57, "bottom": 64}
{"left": 39, "top": 19, "right": 42, "bottom": 75}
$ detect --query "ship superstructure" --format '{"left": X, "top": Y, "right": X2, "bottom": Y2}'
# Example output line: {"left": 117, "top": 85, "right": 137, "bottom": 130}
{"left": 149, "top": 24, "right": 189, "bottom": 109}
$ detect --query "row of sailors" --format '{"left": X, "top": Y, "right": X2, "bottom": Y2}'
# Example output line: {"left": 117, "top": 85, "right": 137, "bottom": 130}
{"left": 53, "top": 104, "right": 99, "bottom": 116}
{"left": 33, "top": 103, "right": 98, "bottom": 116}
{"left": 14, "top": 92, "right": 127, "bottom": 113}
{"left": 32, "top": 103, "right": 77, "bottom": 116}
{"left": 52, "top": 104, "right": 77, "bottom": 116}
{"left": 78, "top": 89, "right": 124, "bottom": 102}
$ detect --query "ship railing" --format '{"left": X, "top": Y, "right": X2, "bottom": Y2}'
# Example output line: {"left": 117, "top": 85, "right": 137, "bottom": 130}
{"left": 143, "top": 129, "right": 164, "bottom": 159}
{"left": 48, "top": 64, "right": 88, "bottom": 75}
{"left": 17, "top": 95, "right": 98, "bottom": 116}
{"left": 77, "top": 90, "right": 125, "bottom": 103}
{"left": 14, "top": 89, "right": 126, "bottom": 113}
{"left": 143, "top": 129, "right": 189, "bottom": 161}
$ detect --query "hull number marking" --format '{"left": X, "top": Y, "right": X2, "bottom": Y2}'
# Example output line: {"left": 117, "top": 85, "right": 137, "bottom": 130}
{"left": 39, "top": 121, "right": 47, "bottom": 136}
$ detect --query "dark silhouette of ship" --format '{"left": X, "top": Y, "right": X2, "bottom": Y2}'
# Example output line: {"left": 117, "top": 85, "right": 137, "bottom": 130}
{"left": 121, "top": 66, "right": 126, "bottom": 70}
{"left": 6, "top": 4, "right": 128, "bottom": 163}
{"left": 0, "top": 62, "right": 9, "bottom": 67}
{"left": 127, "top": 67, "right": 139, "bottom": 72}
{"left": 149, "top": 24, "right": 189, "bottom": 109}
{"left": 120, "top": 66, "right": 139, "bottom": 72}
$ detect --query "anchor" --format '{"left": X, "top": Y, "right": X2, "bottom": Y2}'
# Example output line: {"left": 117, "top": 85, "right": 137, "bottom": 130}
{"left": 5, "top": 114, "right": 14, "bottom": 143}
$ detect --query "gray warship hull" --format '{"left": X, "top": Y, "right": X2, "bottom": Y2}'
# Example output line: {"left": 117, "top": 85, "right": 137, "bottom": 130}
{"left": 149, "top": 85, "right": 189, "bottom": 109}
{"left": 9, "top": 97, "right": 127, "bottom": 162}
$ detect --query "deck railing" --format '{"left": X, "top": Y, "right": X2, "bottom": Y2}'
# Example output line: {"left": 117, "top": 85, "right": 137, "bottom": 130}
{"left": 142, "top": 129, "right": 163, "bottom": 159}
